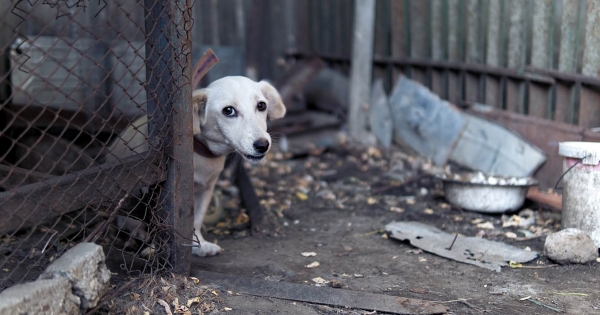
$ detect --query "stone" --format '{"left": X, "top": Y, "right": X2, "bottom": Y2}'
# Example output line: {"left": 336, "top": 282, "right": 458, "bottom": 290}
{"left": 544, "top": 228, "right": 598, "bottom": 264}
{"left": 39, "top": 242, "right": 111, "bottom": 309}
{"left": 0, "top": 278, "right": 80, "bottom": 314}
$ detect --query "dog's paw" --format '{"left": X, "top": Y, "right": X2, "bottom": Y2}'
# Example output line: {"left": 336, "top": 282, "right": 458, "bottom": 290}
{"left": 140, "top": 243, "right": 156, "bottom": 258}
{"left": 191, "top": 241, "right": 223, "bottom": 257}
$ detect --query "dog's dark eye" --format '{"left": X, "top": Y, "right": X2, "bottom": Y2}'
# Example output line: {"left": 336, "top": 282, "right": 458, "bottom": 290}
{"left": 222, "top": 106, "right": 236, "bottom": 117}
{"left": 257, "top": 101, "right": 267, "bottom": 112}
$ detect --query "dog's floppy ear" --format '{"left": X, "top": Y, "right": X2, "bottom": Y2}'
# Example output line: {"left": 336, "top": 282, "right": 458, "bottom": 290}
{"left": 192, "top": 88, "right": 208, "bottom": 135}
{"left": 258, "top": 80, "right": 286, "bottom": 121}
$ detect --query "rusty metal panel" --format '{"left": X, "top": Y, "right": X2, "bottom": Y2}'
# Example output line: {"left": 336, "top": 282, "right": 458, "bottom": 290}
{"left": 559, "top": 0, "right": 582, "bottom": 73}
{"left": 485, "top": 76, "right": 501, "bottom": 107}
{"left": 578, "top": 86, "right": 600, "bottom": 128}
{"left": 582, "top": 0, "right": 600, "bottom": 76}
{"left": 531, "top": 0, "right": 553, "bottom": 69}
{"left": 554, "top": 82, "right": 575, "bottom": 123}
{"left": 528, "top": 82, "right": 551, "bottom": 119}
{"left": 505, "top": 79, "right": 524, "bottom": 113}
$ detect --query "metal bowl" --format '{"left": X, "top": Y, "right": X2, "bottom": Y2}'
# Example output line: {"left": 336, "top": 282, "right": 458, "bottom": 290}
{"left": 436, "top": 172, "right": 539, "bottom": 213}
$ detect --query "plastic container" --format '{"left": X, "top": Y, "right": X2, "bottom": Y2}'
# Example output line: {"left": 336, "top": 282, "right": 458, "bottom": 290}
{"left": 558, "top": 141, "right": 600, "bottom": 248}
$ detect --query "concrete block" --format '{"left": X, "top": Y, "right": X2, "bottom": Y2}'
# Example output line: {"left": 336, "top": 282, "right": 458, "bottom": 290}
{"left": 0, "top": 278, "right": 80, "bottom": 315}
{"left": 39, "top": 242, "right": 111, "bottom": 309}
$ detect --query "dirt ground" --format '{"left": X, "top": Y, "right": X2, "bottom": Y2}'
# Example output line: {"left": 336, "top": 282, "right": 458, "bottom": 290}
{"left": 105, "top": 141, "right": 600, "bottom": 315}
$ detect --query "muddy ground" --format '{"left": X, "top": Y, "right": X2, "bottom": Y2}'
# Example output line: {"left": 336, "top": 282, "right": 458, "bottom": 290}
{"left": 106, "top": 141, "right": 599, "bottom": 315}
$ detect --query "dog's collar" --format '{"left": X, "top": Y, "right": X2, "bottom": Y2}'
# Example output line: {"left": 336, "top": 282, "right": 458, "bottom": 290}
{"left": 193, "top": 138, "right": 221, "bottom": 159}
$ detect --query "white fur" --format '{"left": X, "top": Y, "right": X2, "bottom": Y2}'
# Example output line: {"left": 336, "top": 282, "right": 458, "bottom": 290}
{"left": 107, "top": 76, "right": 286, "bottom": 257}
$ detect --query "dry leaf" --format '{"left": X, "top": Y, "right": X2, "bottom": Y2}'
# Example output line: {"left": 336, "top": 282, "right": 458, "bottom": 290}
{"left": 224, "top": 307, "right": 233, "bottom": 311}
{"left": 312, "top": 277, "right": 328, "bottom": 284}
{"left": 405, "top": 198, "right": 416, "bottom": 205}
{"left": 476, "top": 221, "right": 495, "bottom": 230}
{"left": 505, "top": 232, "right": 517, "bottom": 239}
{"left": 296, "top": 192, "right": 309, "bottom": 201}
{"left": 211, "top": 290, "right": 218, "bottom": 296}
{"left": 423, "top": 208, "right": 434, "bottom": 215}
{"left": 157, "top": 299, "right": 173, "bottom": 315}
{"left": 130, "top": 292, "right": 141, "bottom": 301}
{"left": 366, "top": 197, "right": 377, "bottom": 205}
{"left": 190, "top": 277, "right": 199, "bottom": 284}
{"left": 301, "top": 252, "right": 317, "bottom": 257}
{"left": 305, "top": 261, "right": 320, "bottom": 269}
{"left": 390, "top": 207, "right": 405, "bottom": 213}
{"left": 419, "top": 257, "right": 427, "bottom": 262}
{"left": 186, "top": 297, "right": 202, "bottom": 307}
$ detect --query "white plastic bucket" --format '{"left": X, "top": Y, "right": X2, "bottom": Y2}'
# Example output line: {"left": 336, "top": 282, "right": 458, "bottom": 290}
{"left": 558, "top": 141, "right": 600, "bottom": 248}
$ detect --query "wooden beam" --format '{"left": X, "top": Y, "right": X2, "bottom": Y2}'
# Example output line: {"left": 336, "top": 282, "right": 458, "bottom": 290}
{"left": 0, "top": 152, "right": 165, "bottom": 235}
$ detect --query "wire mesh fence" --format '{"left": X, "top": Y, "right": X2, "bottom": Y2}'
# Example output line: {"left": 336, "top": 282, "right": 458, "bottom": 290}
{"left": 0, "top": 0, "right": 194, "bottom": 290}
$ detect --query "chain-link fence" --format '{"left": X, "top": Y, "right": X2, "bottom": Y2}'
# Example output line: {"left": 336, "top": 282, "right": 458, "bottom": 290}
{"left": 0, "top": 0, "right": 195, "bottom": 290}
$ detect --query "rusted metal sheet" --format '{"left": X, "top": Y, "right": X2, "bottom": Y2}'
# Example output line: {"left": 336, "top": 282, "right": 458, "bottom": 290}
{"left": 554, "top": 82, "right": 575, "bottom": 123}
{"left": 531, "top": 0, "right": 553, "bottom": 70}
{"left": 408, "top": 0, "right": 429, "bottom": 87}
{"left": 528, "top": 82, "right": 551, "bottom": 119}
{"left": 582, "top": 0, "right": 600, "bottom": 76}
{"left": 558, "top": 0, "right": 582, "bottom": 73}
{"left": 0, "top": 152, "right": 165, "bottom": 235}
{"left": 144, "top": 0, "right": 194, "bottom": 275}
{"left": 578, "top": 86, "right": 600, "bottom": 128}
{"left": 468, "top": 105, "right": 587, "bottom": 189}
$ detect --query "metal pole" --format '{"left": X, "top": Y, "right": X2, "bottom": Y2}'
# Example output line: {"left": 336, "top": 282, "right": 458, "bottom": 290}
{"left": 348, "top": 0, "right": 376, "bottom": 139}
{"left": 144, "top": 0, "right": 194, "bottom": 276}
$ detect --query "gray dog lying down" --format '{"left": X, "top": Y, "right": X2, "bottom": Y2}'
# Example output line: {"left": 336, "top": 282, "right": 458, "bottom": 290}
{"left": 106, "top": 76, "right": 286, "bottom": 257}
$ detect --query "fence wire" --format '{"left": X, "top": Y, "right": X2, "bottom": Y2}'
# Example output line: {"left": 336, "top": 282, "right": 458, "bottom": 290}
{"left": 0, "top": 0, "right": 193, "bottom": 290}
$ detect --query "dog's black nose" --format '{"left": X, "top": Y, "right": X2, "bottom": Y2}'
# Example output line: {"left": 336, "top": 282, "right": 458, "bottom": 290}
{"left": 253, "top": 138, "right": 270, "bottom": 154}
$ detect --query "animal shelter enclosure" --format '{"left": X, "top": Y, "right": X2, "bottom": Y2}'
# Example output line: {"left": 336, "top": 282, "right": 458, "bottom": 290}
{"left": 2, "top": 0, "right": 600, "bottom": 314}
{"left": 0, "top": 0, "right": 194, "bottom": 289}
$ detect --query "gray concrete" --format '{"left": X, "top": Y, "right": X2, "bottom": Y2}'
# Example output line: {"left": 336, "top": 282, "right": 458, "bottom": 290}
{"left": 0, "top": 278, "right": 80, "bottom": 315}
{"left": 39, "top": 242, "right": 111, "bottom": 309}
{"left": 544, "top": 228, "right": 599, "bottom": 264}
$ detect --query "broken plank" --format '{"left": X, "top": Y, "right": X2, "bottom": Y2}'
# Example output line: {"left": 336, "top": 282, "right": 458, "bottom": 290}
{"left": 192, "top": 270, "right": 448, "bottom": 315}
{"left": 527, "top": 187, "right": 562, "bottom": 211}
{"left": 0, "top": 152, "right": 165, "bottom": 235}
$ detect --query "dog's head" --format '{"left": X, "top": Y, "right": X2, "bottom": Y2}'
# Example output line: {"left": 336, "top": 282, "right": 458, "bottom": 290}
{"left": 192, "top": 76, "right": 286, "bottom": 163}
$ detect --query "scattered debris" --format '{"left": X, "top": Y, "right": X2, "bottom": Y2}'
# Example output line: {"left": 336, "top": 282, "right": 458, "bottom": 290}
{"left": 544, "top": 228, "right": 598, "bottom": 264}
{"left": 305, "top": 262, "right": 320, "bottom": 269}
{"left": 301, "top": 252, "right": 317, "bottom": 257}
{"left": 329, "top": 279, "right": 343, "bottom": 288}
{"left": 520, "top": 296, "right": 564, "bottom": 313}
{"left": 502, "top": 209, "right": 536, "bottom": 228}
{"left": 312, "top": 277, "right": 328, "bottom": 285}
{"left": 386, "top": 221, "right": 538, "bottom": 272}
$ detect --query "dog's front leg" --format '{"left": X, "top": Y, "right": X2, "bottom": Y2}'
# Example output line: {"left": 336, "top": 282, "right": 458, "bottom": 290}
{"left": 191, "top": 182, "right": 223, "bottom": 257}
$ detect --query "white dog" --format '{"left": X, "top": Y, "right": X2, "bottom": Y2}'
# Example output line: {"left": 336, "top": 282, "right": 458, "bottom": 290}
{"left": 106, "top": 76, "right": 286, "bottom": 256}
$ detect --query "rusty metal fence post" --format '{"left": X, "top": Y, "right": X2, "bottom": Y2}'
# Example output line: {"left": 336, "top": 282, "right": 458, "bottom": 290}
{"left": 144, "top": 0, "right": 194, "bottom": 275}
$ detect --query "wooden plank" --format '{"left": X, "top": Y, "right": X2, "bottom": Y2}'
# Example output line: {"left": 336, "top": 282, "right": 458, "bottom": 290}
{"left": 192, "top": 270, "right": 448, "bottom": 315}
{"left": 348, "top": 0, "right": 376, "bottom": 138}
{"left": 528, "top": 0, "right": 553, "bottom": 119}
{"left": 0, "top": 152, "right": 165, "bottom": 235}
{"left": 578, "top": 1, "right": 600, "bottom": 127}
